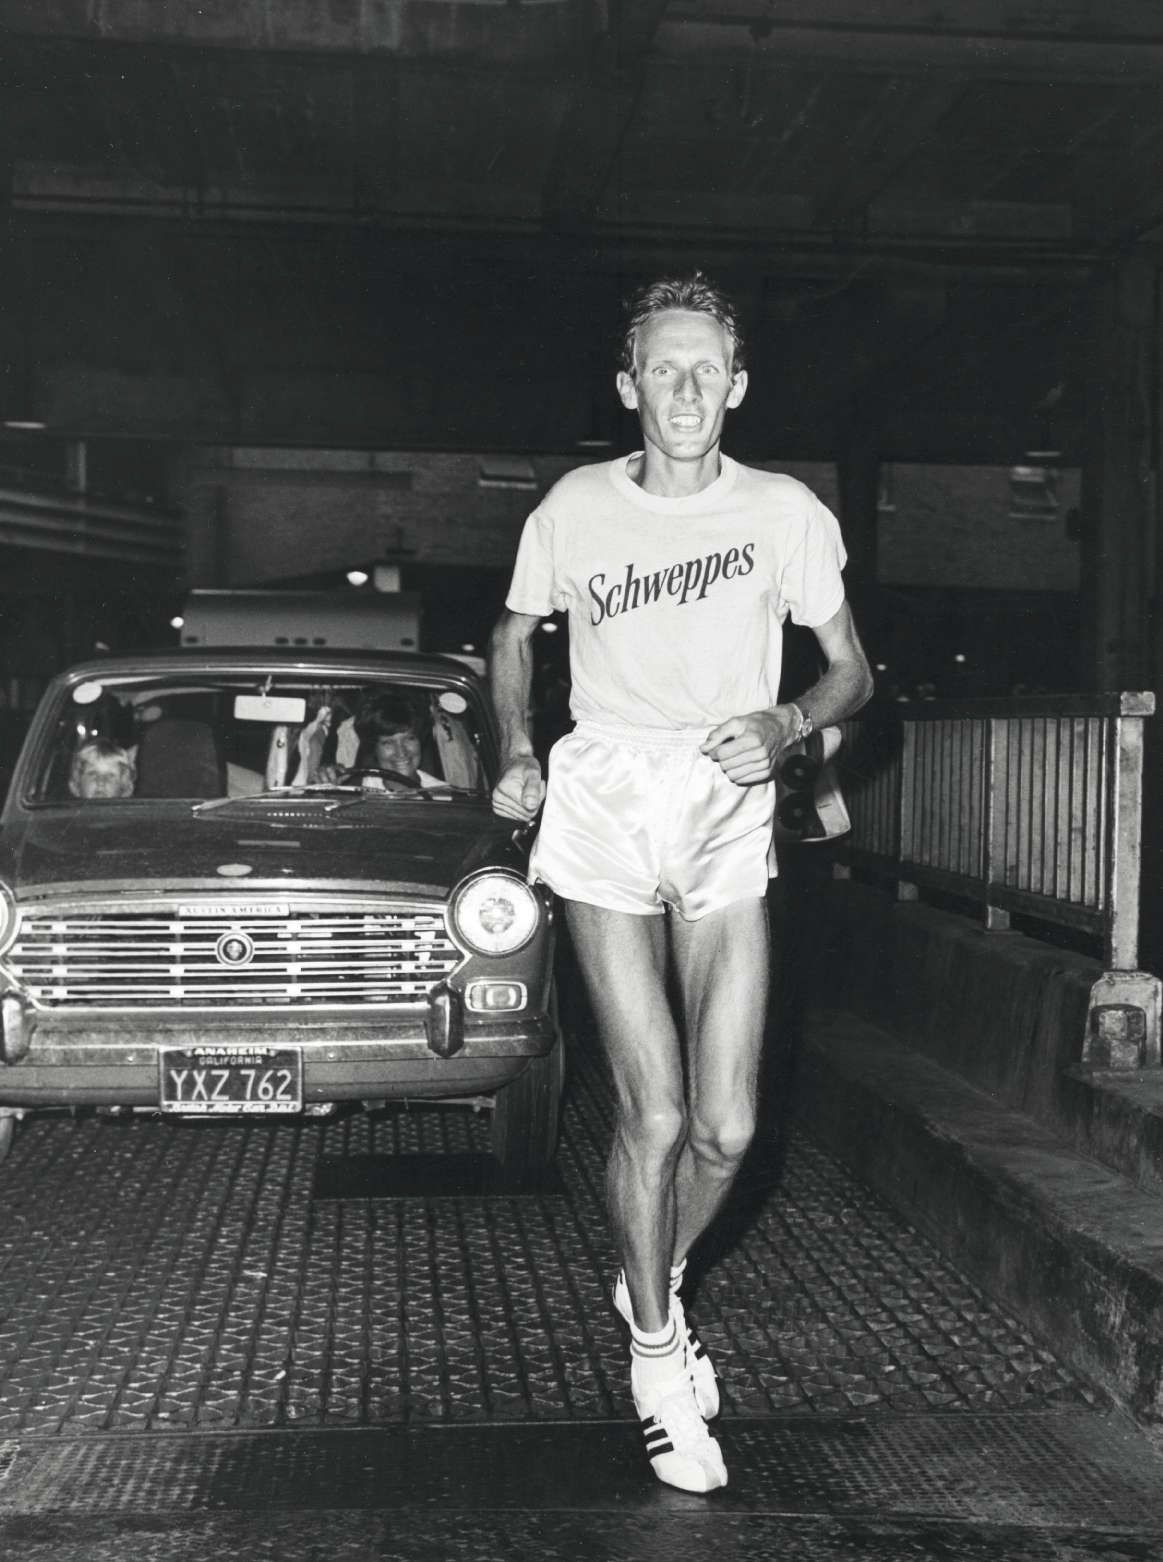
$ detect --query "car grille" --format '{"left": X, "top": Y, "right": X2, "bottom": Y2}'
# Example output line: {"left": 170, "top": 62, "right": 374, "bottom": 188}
{"left": 7, "top": 902, "right": 461, "bottom": 1009}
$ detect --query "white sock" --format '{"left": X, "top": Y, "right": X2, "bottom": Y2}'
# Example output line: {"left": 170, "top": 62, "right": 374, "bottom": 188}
{"left": 630, "top": 1315, "right": 684, "bottom": 1401}
{"left": 619, "top": 1260, "right": 685, "bottom": 1301}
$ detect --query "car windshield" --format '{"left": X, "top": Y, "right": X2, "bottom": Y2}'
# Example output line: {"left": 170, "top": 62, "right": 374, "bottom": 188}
{"left": 28, "top": 671, "right": 490, "bottom": 805}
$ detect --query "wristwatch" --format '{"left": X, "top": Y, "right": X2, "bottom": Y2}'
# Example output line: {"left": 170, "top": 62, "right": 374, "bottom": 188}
{"left": 791, "top": 703, "right": 813, "bottom": 742}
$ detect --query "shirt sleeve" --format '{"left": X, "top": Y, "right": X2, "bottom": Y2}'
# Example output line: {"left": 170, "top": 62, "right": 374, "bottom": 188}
{"left": 505, "top": 505, "right": 566, "bottom": 617}
{"left": 780, "top": 490, "right": 848, "bottom": 628}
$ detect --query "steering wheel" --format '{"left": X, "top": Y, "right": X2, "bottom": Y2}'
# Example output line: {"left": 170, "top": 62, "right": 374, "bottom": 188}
{"left": 343, "top": 766, "right": 427, "bottom": 794}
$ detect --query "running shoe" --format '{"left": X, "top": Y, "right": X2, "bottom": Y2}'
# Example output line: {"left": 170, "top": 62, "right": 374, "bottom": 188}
{"left": 613, "top": 1268, "right": 720, "bottom": 1420}
{"left": 634, "top": 1368, "right": 728, "bottom": 1494}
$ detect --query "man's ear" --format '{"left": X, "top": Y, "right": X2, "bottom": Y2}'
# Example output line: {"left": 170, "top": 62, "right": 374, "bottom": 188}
{"left": 616, "top": 370, "right": 638, "bottom": 412}
{"left": 727, "top": 369, "right": 748, "bottom": 410}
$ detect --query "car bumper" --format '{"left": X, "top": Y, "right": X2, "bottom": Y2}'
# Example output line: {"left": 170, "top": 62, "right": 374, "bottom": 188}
{"left": 0, "top": 1008, "right": 559, "bottom": 1106}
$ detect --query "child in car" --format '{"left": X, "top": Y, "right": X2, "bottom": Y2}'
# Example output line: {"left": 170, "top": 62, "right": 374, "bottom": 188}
{"left": 69, "top": 738, "right": 136, "bottom": 800}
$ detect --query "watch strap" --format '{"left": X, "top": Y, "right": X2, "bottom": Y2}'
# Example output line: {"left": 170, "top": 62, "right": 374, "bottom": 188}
{"left": 791, "top": 703, "right": 813, "bottom": 742}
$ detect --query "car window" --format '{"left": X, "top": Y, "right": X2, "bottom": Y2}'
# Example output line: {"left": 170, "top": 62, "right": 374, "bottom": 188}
{"left": 29, "top": 674, "right": 489, "bottom": 804}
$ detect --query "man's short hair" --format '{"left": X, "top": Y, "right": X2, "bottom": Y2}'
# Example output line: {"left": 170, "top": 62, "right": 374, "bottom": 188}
{"left": 619, "top": 272, "right": 747, "bottom": 377}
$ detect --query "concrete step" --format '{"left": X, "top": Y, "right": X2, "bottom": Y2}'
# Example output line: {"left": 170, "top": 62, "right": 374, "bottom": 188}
{"left": 1056, "top": 1064, "right": 1163, "bottom": 1193}
{"left": 792, "top": 877, "right": 1163, "bottom": 1192}
{"left": 796, "top": 1005, "right": 1163, "bottom": 1442}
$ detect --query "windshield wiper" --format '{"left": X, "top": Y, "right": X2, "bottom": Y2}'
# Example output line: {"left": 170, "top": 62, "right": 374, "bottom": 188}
{"left": 192, "top": 781, "right": 481, "bottom": 815}
{"left": 191, "top": 786, "right": 356, "bottom": 814}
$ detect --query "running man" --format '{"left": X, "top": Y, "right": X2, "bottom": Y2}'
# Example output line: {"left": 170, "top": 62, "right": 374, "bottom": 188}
{"left": 489, "top": 273, "right": 873, "bottom": 1492}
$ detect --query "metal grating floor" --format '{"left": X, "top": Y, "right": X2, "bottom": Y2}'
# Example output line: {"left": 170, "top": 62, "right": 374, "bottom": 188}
{"left": 1, "top": 1027, "right": 1162, "bottom": 1556}
{"left": 0, "top": 1411, "right": 1159, "bottom": 1523}
{"left": 0, "top": 1037, "right": 1097, "bottom": 1435}
{"left": 0, "top": 1414, "right": 1161, "bottom": 1559}
{"left": 0, "top": 1513, "right": 1159, "bottom": 1562}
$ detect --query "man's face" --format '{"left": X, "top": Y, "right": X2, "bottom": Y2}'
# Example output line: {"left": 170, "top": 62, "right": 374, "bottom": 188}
{"left": 373, "top": 729, "right": 422, "bottom": 776}
{"left": 616, "top": 309, "right": 747, "bottom": 463}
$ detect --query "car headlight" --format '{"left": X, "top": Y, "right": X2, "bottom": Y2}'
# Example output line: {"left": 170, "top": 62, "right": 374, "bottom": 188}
{"left": 450, "top": 871, "right": 540, "bottom": 957}
{"left": 0, "top": 883, "right": 17, "bottom": 957}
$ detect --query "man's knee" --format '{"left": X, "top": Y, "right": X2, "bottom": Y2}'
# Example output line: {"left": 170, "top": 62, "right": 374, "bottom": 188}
{"left": 617, "top": 1101, "right": 688, "bottom": 1166}
{"left": 688, "top": 1108, "right": 755, "bottom": 1172}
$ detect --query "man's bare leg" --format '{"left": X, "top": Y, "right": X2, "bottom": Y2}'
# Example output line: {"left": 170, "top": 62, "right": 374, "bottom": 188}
{"left": 563, "top": 900, "right": 684, "bottom": 1333}
{"left": 565, "top": 898, "right": 729, "bottom": 1493}
{"left": 564, "top": 896, "right": 770, "bottom": 1313}
{"left": 669, "top": 897, "right": 770, "bottom": 1268}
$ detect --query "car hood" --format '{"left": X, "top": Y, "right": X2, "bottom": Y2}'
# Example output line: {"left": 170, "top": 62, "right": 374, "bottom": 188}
{"left": 0, "top": 799, "right": 527, "bottom": 897}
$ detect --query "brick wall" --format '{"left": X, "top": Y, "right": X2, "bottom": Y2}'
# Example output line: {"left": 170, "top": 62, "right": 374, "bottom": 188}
{"left": 183, "top": 448, "right": 588, "bottom": 586}
{"left": 182, "top": 447, "right": 1079, "bottom": 597}
{"left": 877, "top": 463, "right": 1080, "bottom": 591}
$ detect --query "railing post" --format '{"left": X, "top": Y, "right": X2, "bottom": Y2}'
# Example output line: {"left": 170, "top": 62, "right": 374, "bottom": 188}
{"left": 1106, "top": 712, "right": 1142, "bottom": 972}
{"left": 896, "top": 721, "right": 918, "bottom": 902}
{"left": 982, "top": 715, "right": 1011, "bottom": 932}
{"left": 1084, "top": 703, "right": 1161, "bottom": 1068}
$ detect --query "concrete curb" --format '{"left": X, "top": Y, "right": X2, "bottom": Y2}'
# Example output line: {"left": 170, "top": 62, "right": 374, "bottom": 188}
{"left": 797, "top": 1006, "right": 1163, "bottom": 1435}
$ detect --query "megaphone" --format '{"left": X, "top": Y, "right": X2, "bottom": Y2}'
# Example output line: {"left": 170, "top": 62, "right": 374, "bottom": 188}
{"left": 772, "top": 725, "right": 850, "bottom": 843}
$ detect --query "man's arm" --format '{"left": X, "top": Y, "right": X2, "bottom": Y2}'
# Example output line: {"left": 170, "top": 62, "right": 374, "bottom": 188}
{"left": 488, "top": 608, "right": 548, "bottom": 820}
{"left": 702, "top": 600, "right": 874, "bottom": 786}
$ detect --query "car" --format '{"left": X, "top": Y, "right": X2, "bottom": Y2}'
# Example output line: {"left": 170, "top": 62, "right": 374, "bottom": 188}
{"left": 0, "top": 647, "right": 563, "bottom": 1175}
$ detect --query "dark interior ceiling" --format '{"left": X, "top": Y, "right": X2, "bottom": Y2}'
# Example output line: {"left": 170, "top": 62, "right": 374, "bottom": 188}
{"left": 1, "top": 0, "right": 1162, "bottom": 464}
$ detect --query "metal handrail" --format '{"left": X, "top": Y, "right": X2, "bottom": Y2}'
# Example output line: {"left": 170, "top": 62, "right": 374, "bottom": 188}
{"left": 838, "top": 692, "right": 1155, "bottom": 971}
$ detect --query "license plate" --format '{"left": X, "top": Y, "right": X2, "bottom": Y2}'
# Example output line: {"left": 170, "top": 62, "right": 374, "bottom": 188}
{"left": 159, "top": 1045, "right": 303, "bottom": 1115}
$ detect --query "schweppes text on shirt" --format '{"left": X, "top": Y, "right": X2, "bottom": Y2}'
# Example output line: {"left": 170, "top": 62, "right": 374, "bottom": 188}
{"left": 588, "top": 544, "right": 755, "bottom": 626}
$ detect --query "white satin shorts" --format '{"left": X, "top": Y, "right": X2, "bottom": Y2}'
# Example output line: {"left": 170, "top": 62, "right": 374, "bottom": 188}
{"left": 529, "top": 720, "right": 776, "bottom": 921}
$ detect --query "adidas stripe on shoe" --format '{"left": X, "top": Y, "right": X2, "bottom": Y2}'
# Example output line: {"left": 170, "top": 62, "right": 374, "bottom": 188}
{"left": 635, "top": 1371, "right": 728, "bottom": 1494}
{"left": 613, "top": 1268, "right": 720, "bottom": 1420}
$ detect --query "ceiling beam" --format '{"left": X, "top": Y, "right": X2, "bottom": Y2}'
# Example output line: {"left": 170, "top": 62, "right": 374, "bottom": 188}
{"left": 668, "top": 0, "right": 1163, "bottom": 33}
{"left": 811, "top": 78, "right": 965, "bottom": 229}
{"left": 1, "top": 207, "right": 1099, "bottom": 284}
{"left": 1075, "top": 124, "right": 1163, "bottom": 248}
{"left": 9, "top": 0, "right": 1163, "bottom": 53}
{"left": 540, "top": 0, "right": 671, "bottom": 231}
{"left": 655, "top": 18, "right": 1163, "bottom": 82}
{"left": 0, "top": 0, "right": 589, "bottom": 58}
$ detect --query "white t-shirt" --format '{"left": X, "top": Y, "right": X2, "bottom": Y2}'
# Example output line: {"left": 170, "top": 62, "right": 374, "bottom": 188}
{"left": 506, "top": 454, "right": 847, "bottom": 730}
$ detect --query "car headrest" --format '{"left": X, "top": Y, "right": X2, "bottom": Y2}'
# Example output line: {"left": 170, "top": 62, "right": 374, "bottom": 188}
{"left": 135, "top": 716, "right": 225, "bottom": 799}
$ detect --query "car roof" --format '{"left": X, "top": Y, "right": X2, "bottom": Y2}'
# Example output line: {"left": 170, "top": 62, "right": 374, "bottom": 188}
{"left": 52, "top": 647, "right": 486, "bottom": 688}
